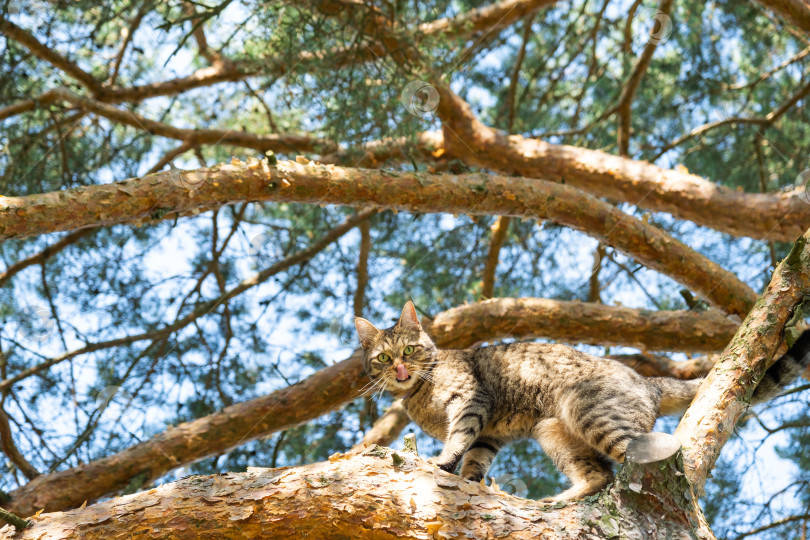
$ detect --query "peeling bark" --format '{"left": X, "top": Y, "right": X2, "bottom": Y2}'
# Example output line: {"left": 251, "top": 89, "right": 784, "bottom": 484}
{"left": 3, "top": 297, "right": 734, "bottom": 516}
{"left": 0, "top": 159, "right": 756, "bottom": 316}
{"left": 675, "top": 229, "right": 810, "bottom": 492}
{"left": 0, "top": 444, "right": 710, "bottom": 539}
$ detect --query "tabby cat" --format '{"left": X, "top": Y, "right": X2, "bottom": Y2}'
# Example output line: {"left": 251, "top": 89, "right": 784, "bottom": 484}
{"left": 354, "top": 301, "right": 810, "bottom": 501}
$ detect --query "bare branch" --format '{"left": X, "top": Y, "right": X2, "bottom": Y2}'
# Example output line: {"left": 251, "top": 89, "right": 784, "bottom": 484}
{"left": 0, "top": 407, "right": 39, "bottom": 480}
{"left": 0, "top": 88, "right": 331, "bottom": 153}
{"left": 655, "top": 77, "right": 810, "bottom": 158}
{"left": 616, "top": 0, "right": 673, "bottom": 155}
{"left": 732, "top": 513, "right": 810, "bottom": 540}
{"left": 108, "top": 4, "right": 150, "bottom": 86}
{"left": 481, "top": 216, "right": 511, "bottom": 299}
{"left": 0, "top": 159, "right": 757, "bottom": 315}
{"left": 144, "top": 141, "right": 195, "bottom": 175}
{"left": 0, "top": 209, "right": 376, "bottom": 394}
{"left": 0, "top": 229, "right": 92, "bottom": 288}
{"left": 351, "top": 400, "right": 410, "bottom": 450}
{"left": 0, "top": 20, "right": 103, "bottom": 95}
{"left": 353, "top": 219, "right": 372, "bottom": 317}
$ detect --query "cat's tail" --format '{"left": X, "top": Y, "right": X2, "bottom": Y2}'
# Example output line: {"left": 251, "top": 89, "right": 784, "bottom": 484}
{"left": 651, "top": 329, "right": 810, "bottom": 415}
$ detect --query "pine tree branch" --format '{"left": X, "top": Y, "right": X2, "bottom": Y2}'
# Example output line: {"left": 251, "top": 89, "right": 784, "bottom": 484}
{"left": 480, "top": 216, "right": 511, "bottom": 299}
{"left": 426, "top": 82, "right": 809, "bottom": 242}
{"left": 675, "top": 229, "right": 810, "bottom": 493}
{"left": 1, "top": 0, "right": 556, "bottom": 110}
{"left": 0, "top": 450, "right": 707, "bottom": 539}
{"left": 0, "top": 159, "right": 757, "bottom": 316}
{"left": 0, "top": 229, "right": 92, "bottom": 288}
{"left": 0, "top": 408, "right": 39, "bottom": 481}
{"left": 0, "top": 88, "right": 331, "bottom": 153}
{"left": 654, "top": 77, "right": 810, "bottom": 158}
{"left": 615, "top": 0, "right": 673, "bottom": 156}
{"left": 0, "top": 21, "right": 103, "bottom": 95}
{"left": 352, "top": 219, "right": 373, "bottom": 319}
{"left": 424, "top": 297, "right": 738, "bottom": 352}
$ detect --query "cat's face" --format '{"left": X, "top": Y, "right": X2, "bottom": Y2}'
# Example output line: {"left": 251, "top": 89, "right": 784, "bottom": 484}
{"left": 355, "top": 301, "right": 436, "bottom": 394}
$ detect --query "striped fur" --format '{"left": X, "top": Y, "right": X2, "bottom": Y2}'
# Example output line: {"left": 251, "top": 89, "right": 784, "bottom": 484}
{"left": 355, "top": 302, "right": 810, "bottom": 502}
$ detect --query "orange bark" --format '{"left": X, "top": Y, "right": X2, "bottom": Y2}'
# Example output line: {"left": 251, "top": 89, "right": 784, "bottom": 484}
{"left": 428, "top": 83, "right": 809, "bottom": 242}
{"left": 0, "top": 159, "right": 756, "bottom": 316}
{"left": 427, "top": 298, "right": 738, "bottom": 352}
{"left": 1, "top": 446, "right": 706, "bottom": 539}
{"left": 675, "top": 230, "right": 810, "bottom": 492}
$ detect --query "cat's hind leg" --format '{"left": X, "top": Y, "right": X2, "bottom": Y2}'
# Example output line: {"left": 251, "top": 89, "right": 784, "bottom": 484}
{"left": 563, "top": 382, "right": 657, "bottom": 463}
{"left": 458, "top": 437, "right": 504, "bottom": 482}
{"left": 533, "top": 418, "right": 614, "bottom": 502}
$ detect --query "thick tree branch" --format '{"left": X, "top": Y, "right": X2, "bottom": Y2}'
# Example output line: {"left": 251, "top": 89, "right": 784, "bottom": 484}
{"left": 0, "top": 160, "right": 757, "bottom": 316}
{"left": 675, "top": 229, "right": 810, "bottom": 492}
{"left": 425, "top": 297, "right": 738, "bottom": 352}
{"left": 3, "top": 297, "right": 738, "bottom": 516}
{"left": 2, "top": 447, "right": 709, "bottom": 539}
{"left": 428, "top": 83, "right": 810, "bottom": 242}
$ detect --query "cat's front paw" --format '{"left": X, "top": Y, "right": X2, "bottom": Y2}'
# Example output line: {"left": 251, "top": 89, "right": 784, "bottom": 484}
{"left": 427, "top": 456, "right": 457, "bottom": 473}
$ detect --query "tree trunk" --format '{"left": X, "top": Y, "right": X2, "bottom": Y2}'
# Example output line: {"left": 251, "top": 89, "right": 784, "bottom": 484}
{"left": 0, "top": 442, "right": 710, "bottom": 540}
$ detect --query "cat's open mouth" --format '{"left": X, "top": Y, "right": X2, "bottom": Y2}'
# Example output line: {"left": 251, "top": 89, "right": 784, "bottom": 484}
{"left": 396, "top": 364, "right": 410, "bottom": 382}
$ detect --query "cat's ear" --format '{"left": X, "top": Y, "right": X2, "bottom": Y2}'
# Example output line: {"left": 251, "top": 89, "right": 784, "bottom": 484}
{"left": 354, "top": 317, "right": 380, "bottom": 347}
{"left": 398, "top": 301, "right": 421, "bottom": 331}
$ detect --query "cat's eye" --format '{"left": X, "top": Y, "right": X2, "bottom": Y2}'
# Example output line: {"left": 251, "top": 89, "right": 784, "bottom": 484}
{"left": 403, "top": 345, "right": 415, "bottom": 356}
{"left": 377, "top": 353, "right": 391, "bottom": 363}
